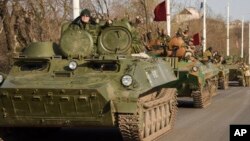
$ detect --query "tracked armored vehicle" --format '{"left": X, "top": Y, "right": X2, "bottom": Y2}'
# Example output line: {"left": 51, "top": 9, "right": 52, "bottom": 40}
{"left": 0, "top": 20, "right": 178, "bottom": 141}
{"left": 150, "top": 33, "right": 220, "bottom": 108}
{"left": 166, "top": 59, "right": 219, "bottom": 108}
{"left": 223, "top": 57, "right": 250, "bottom": 87}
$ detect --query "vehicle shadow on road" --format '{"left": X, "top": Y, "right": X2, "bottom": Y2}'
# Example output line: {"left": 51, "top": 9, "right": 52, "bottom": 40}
{"left": 3, "top": 127, "right": 123, "bottom": 141}
{"left": 177, "top": 98, "right": 194, "bottom": 108}
{"left": 229, "top": 81, "right": 241, "bottom": 87}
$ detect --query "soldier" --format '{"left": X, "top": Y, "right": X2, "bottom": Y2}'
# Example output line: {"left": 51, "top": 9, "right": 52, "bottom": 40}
{"left": 203, "top": 47, "right": 213, "bottom": 61}
{"left": 69, "top": 9, "right": 104, "bottom": 49}
{"left": 157, "top": 28, "right": 171, "bottom": 45}
{"left": 71, "top": 9, "right": 97, "bottom": 29}
{"left": 242, "top": 63, "right": 250, "bottom": 86}
{"left": 212, "top": 51, "right": 222, "bottom": 63}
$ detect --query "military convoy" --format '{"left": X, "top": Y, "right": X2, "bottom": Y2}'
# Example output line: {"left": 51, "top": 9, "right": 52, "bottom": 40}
{"left": 0, "top": 15, "right": 248, "bottom": 141}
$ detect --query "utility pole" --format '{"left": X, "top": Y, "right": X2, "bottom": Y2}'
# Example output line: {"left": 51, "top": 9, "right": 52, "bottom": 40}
{"left": 241, "top": 17, "right": 244, "bottom": 59}
{"left": 226, "top": 2, "right": 230, "bottom": 56}
{"left": 165, "top": 0, "right": 171, "bottom": 36}
{"left": 73, "top": 0, "right": 80, "bottom": 19}
{"left": 249, "top": 22, "right": 250, "bottom": 64}
{"left": 202, "top": 0, "right": 207, "bottom": 52}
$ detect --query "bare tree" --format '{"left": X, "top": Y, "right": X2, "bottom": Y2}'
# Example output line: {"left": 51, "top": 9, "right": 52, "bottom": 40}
{"left": 0, "top": 0, "right": 72, "bottom": 53}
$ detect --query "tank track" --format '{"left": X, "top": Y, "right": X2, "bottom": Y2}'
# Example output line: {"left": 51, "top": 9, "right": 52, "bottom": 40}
{"left": 117, "top": 88, "right": 177, "bottom": 141}
{"left": 192, "top": 81, "right": 212, "bottom": 108}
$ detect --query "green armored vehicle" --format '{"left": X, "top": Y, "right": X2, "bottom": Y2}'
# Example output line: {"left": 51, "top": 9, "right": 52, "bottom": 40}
{"left": 225, "top": 57, "right": 250, "bottom": 87}
{"left": 227, "top": 63, "right": 250, "bottom": 87}
{"left": 150, "top": 33, "right": 220, "bottom": 108}
{"left": 0, "top": 20, "right": 178, "bottom": 141}
{"left": 166, "top": 59, "right": 219, "bottom": 108}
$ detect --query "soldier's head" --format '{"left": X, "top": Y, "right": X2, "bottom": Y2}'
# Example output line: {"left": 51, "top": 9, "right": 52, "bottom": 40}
{"left": 183, "top": 26, "right": 189, "bottom": 35}
{"left": 161, "top": 29, "right": 167, "bottom": 36}
{"left": 208, "top": 47, "right": 212, "bottom": 52}
{"left": 80, "top": 9, "right": 91, "bottom": 23}
{"left": 176, "top": 28, "right": 183, "bottom": 37}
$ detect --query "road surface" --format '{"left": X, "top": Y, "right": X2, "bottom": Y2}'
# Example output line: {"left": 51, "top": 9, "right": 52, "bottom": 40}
{"left": 2, "top": 86, "right": 250, "bottom": 141}
{"left": 158, "top": 86, "right": 250, "bottom": 141}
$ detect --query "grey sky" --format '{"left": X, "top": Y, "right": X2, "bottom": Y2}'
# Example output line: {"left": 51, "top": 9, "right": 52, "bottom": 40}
{"left": 178, "top": 0, "right": 250, "bottom": 21}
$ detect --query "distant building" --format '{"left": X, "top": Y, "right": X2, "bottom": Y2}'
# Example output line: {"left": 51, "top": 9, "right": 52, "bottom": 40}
{"left": 229, "top": 20, "right": 242, "bottom": 29}
{"left": 174, "top": 7, "right": 201, "bottom": 23}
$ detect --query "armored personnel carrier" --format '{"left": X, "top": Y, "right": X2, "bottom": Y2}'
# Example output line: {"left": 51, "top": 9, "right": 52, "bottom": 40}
{"left": 225, "top": 57, "right": 250, "bottom": 87}
{"left": 227, "top": 63, "right": 250, "bottom": 87}
{"left": 0, "top": 20, "right": 178, "bottom": 141}
{"left": 166, "top": 59, "right": 219, "bottom": 108}
{"left": 148, "top": 31, "right": 219, "bottom": 108}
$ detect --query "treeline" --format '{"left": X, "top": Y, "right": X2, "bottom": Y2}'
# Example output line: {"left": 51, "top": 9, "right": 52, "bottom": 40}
{"left": 0, "top": 0, "right": 248, "bottom": 72}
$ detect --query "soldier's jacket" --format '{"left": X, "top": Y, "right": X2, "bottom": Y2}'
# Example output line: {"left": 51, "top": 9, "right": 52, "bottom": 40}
{"left": 203, "top": 50, "right": 212, "bottom": 61}
{"left": 131, "top": 29, "right": 145, "bottom": 53}
{"left": 70, "top": 17, "right": 102, "bottom": 47}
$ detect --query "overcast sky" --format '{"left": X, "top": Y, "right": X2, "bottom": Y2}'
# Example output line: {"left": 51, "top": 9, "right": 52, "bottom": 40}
{"left": 178, "top": 0, "right": 250, "bottom": 21}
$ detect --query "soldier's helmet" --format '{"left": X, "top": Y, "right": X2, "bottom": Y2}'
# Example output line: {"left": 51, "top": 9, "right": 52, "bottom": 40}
{"left": 80, "top": 9, "right": 91, "bottom": 17}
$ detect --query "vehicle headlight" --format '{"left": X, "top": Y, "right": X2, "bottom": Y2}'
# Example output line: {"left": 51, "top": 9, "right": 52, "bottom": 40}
{"left": 0, "top": 75, "right": 3, "bottom": 84}
{"left": 68, "top": 61, "right": 78, "bottom": 70}
{"left": 192, "top": 66, "right": 199, "bottom": 72}
{"left": 121, "top": 75, "right": 133, "bottom": 87}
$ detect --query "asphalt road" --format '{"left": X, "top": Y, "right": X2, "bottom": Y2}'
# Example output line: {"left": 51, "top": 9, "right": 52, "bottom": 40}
{"left": 158, "top": 85, "right": 250, "bottom": 141}
{"left": 3, "top": 84, "right": 250, "bottom": 141}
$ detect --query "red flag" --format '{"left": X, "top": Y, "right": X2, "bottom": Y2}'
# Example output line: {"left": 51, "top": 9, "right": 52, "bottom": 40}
{"left": 193, "top": 33, "right": 200, "bottom": 46}
{"left": 154, "top": 1, "right": 166, "bottom": 21}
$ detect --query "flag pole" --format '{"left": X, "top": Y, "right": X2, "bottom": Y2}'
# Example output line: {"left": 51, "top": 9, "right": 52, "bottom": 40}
{"left": 249, "top": 22, "right": 250, "bottom": 64}
{"left": 73, "top": 0, "right": 80, "bottom": 19}
{"left": 202, "top": 0, "right": 207, "bottom": 53}
{"left": 241, "top": 17, "right": 244, "bottom": 59}
{"left": 165, "top": 0, "right": 171, "bottom": 36}
{"left": 226, "top": 2, "right": 230, "bottom": 56}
